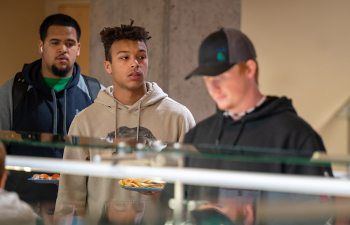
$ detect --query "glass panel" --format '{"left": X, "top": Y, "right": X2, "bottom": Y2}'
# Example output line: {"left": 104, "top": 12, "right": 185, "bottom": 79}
{"left": 0, "top": 130, "right": 342, "bottom": 167}
{"left": 160, "top": 185, "right": 340, "bottom": 225}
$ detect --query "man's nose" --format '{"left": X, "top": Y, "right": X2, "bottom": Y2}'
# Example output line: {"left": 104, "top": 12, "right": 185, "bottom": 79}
{"left": 131, "top": 59, "right": 140, "bottom": 68}
{"left": 58, "top": 44, "right": 67, "bottom": 53}
{"left": 207, "top": 80, "right": 220, "bottom": 92}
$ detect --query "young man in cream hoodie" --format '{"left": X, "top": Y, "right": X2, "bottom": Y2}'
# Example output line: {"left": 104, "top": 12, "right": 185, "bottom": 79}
{"left": 55, "top": 21, "right": 195, "bottom": 223}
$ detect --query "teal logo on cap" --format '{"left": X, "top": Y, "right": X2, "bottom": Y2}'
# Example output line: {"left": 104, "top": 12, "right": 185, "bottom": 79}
{"left": 217, "top": 52, "right": 226, "bottom": 61}
{"left": 216, "top": 48, "right": 227, "bottom": 61}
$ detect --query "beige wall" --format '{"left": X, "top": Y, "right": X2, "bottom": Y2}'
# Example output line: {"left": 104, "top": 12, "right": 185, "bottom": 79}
{"left": 0, "top": 0, "right": 90, "bottom": 87}
{"left": 0, "top": 0, "right": 45, "bottom": 85}
{"left": 59, "top": 5, "right": 90, "bottom": 75}
{"left": 242, "top": 0, "right": 350, "bottom": 169}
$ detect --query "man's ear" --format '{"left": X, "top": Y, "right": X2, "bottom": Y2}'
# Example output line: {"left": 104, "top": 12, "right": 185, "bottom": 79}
{"left": 243, "top": 204, "right": 254, "bottom": 225}
{"left": 0, "top": 173, "right": 7, "bottom": 189}
{"left": 245, "top": 59, "right": 257, "bottom": 80}
{"left": 34, "top": 202, "right": 40, "bottom": 213}
{"left": 38, "top": 40, "right": 43, "bottom": 54}
{"left": 104, "top": 61, "right": 112, "bottom": 74}
{"left": 77, "top": 43, "right": 81, "bottom": 56}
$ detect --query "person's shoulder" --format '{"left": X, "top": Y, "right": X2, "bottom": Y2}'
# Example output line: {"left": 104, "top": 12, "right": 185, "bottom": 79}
{"left": 270, "top": 110, "right": 315, "bottom": 133}
{"left": 0, "top": 189, "right": 37, "bottom": 220}
{"left": 185, "top": 113, "right": 217, "bottom": 133}
{"left": 195, "top": 113, "right": 218, "bottom": 127}
{"left": 79, "top": 74, "right": 104, "bottom": 87}
{"left": 184, "top": 113, "right": 218, "bottom": 144}
{"left": 259, "top": 96, "right": 315, "bottom": 133}
{"left": 0, "top": 77, "right": 14, "bottom": 92}
{"left": 160, "top": 97, "right": 193, "bottom": 115}
{"left": 0, "top": 78, "right": 14, "bottom": 107}
{"left": 72, "top": 97, "right": 112, "bottom": 130}
{"left": 76, "top": 74, "right": 103, "bottom": 95}
{"left": 162, "top": 97, "right": 188, "bottom": 108}
{"left": 0, "top": 189, "right": 22, "bottom": 205}
{"left": 74, "top": 101, "right": 102, "bottom": 120}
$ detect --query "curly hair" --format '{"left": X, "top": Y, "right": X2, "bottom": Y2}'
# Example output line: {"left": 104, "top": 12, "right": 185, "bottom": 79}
{"left": 100, "top": 20, "right": 151, "bottom": 62}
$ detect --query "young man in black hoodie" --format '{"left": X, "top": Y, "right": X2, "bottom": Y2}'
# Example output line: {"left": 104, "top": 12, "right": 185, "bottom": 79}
{"left": 184, "top": 28, "right": 332, "bottom": 176}
{"left": 0, "top": 14, "right": 102, "bottom": 205}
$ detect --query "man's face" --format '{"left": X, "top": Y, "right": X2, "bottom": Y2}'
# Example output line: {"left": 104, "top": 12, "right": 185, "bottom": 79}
{"left": 39, "top": 25, "right": 80, "bottom": 77}
{"left": 37, "top": 201, "right": 55, "bottom": 225}
{"left": 107, "top": 201, "right": 145, "bottom": 223}
{"left": 199, "top": 196, "right": 254, "bottom": 225}
{"left": 104, "top": 40, "right": 148, "bottom": 92}
{"left": 203, "top": 64, "right": 250, "bottom": 112}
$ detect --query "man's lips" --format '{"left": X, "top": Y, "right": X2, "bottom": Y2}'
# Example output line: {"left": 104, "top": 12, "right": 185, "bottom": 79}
{"left": 215, "top": 96, "right": 226, "bottom": 102}
{"left": 128, "top": 72, "right": 141, "bottom": 80}
{"left": 56, "top": 55, "right": 68, "bottom": 62}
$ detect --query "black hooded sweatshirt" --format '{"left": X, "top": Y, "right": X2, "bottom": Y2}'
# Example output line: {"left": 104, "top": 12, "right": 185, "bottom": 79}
{"left": 184, "top": 96, "right": 332, "bottom": 176}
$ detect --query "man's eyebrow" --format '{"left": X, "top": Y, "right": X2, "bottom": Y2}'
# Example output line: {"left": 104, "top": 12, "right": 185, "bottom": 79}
{"left": 49, "top": 38, "right": 77, "bottom": 43}
{"left": 117, "top": 49, "right": 147, "bottom": 54}
{"left": 49, "top": 38, "right": 60, "bottom": 42}
{"left": 117, "top": 51, "right": 129, "bottom": 55}
{"left": 67, "top": 39, "right": 77, "bottom": 43}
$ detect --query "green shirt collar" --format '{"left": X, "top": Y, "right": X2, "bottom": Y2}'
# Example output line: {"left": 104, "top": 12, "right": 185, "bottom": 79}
{"left": 42, "top": 76, "right": 72, "bottom": 92}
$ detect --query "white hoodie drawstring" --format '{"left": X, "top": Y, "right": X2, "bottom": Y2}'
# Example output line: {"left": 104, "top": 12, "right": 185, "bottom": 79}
{"left": 114, "top": 98, "right": 141, "bottom": 141}
{"left": 115, "top": 101, "right": 118, "bottom": 139}
{"left": 136, "top": 100, "right": 141, "bottom": 141}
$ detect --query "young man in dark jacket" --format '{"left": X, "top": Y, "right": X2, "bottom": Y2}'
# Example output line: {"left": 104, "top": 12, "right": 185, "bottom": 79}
{"left": 184, "top": 28, "right": 332, "bottom": 176}
{"left": 0, "top": 14, "right": 102, "bottom": 204}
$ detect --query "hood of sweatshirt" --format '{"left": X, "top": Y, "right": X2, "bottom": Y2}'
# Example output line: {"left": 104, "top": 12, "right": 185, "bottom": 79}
{"left": 216, "top": 96, "right": 297, "bottom": 145}
{"left": 236, "top": 96, "right": 296, "bottom": 122}
{"left": 94, "top": 82, "right": 168, "bottom": 141}
{"left": 22, "top": 58, "right": 81, "bottom": 95}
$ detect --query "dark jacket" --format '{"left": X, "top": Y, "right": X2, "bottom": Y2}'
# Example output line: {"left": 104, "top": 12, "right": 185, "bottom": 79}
{"left": 0, "top": 59, "right": 102, "bottom": 202}
{"left": 1, "top": 59, "right": 101, "bottom": 157}
{"left": 184, "top": 96, "right": 332, "bottom": 176}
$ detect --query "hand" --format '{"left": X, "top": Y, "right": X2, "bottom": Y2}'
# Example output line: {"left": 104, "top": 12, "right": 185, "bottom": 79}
{"left": 138, "top": 191, "right": 161, "bottom": 198}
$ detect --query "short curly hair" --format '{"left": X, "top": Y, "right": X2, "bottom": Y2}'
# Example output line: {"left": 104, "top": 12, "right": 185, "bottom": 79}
{"left": 100, "top": 20, "right": 151, "bottom": 62}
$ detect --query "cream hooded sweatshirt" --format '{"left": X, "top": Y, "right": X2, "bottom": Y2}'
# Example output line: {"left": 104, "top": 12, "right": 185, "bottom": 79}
{"left": 56, "top": 82, "right": 195, "bottom": 224}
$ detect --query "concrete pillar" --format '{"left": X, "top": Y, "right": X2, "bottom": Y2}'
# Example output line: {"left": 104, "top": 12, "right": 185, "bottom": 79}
{"left": 90, "top": 0, "right": 240, "bottom": 123}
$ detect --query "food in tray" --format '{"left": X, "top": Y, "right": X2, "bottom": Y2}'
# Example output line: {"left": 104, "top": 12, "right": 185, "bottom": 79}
{"left": 32, "top": 174, "right": 60, "bottom": 180}
{"left": 51, "top": 174, "right": 60, "bottom": 180}
{"left": 118, "top": 178, "right": 165, "bottom": 188}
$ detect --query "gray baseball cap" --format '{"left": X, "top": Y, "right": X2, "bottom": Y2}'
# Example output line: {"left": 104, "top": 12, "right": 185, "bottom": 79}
{"left": 185, "top": 28, "right": 257, "bottom": 79}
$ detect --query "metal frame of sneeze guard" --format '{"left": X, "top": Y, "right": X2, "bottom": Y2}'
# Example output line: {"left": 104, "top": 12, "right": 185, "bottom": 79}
{"left": 6, "top": 155, "right": 350, "bottom": 196}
